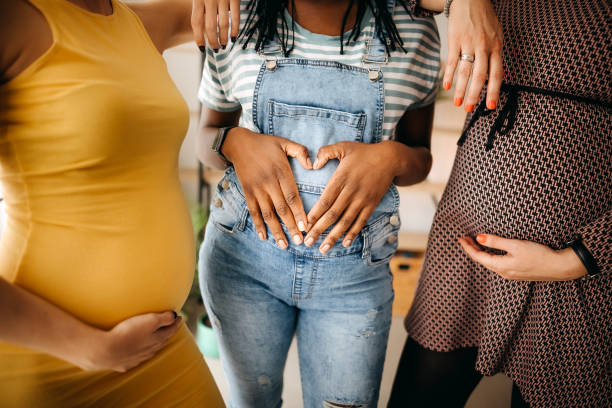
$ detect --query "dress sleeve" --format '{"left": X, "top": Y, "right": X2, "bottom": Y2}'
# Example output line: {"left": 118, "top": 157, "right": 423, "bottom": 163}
{"left": 198, "top": 48, "right": 241, "bottom": 112}
{"left": 576, "top": 208, "right": 611, "bottom": 276}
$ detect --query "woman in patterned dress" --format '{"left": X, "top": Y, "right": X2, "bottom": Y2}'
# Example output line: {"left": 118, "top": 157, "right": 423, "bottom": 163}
{"left": 389, "top": 0, "right": 611, "bottom": 407}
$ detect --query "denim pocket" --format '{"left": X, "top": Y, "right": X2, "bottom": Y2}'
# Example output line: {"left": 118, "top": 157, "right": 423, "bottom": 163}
{"left": 365, "top": 215, "right": 400, "bottom": 266}
{"left": 209, "top": 175, "right": 246, "bottom": 234}
{"left": 268, "top": 100, "right": 366, "bottom": 193}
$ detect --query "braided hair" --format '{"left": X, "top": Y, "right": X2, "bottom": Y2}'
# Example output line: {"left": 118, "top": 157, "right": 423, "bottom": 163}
{"left": 238, "top": 0, "right": 412, "bottom": 56}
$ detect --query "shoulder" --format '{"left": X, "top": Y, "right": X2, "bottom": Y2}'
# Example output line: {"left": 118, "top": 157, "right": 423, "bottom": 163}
{"left": 0, "top": 0, "right": 53, "bottom": 84}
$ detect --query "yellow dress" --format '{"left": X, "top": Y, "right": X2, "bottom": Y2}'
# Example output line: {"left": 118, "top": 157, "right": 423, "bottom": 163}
{"left": 0, "top": 0, "right": 224, "bottom": 406}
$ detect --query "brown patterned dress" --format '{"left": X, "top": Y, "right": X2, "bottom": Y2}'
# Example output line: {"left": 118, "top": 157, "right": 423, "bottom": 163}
{"left": 405, "top": 1, "right": 612, "bottom": 407}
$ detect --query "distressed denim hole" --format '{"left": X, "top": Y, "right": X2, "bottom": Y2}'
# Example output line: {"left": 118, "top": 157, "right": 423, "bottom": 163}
{"left": 322, "top": 401, "right": 367, "bottom": 408}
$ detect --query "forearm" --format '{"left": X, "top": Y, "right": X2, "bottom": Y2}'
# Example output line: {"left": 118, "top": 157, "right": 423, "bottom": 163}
{"left": 197, "top": 106, "right": 242, "bottom": 169}
{"left": 166, "top": 0, "right": 193, "bottom": 47}
{"left": 127, "top": 0, "right": 193, "bottom": 51}
{"left": 417, "top": 0, "right": 446, "bottom": 12}
{"left": 0, "top": 277, "right": 102, "bottom": 366}
{"left": 196, "top": 125, "right": 230, "bottom": 170}
{"left": 383, "top": 141, "right": 433, "bottom": 186}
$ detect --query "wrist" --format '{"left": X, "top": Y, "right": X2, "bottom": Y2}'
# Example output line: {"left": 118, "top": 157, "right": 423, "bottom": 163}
{"left": 71, "top": 325, "right": 109, "bottom": 370}
{"left": 557, "top": 247, "right": 587, "bottom": 280}
{"left": 220, "top": 127, "right": 247, "bottom": 163}
{"left": 381, "top": 140, "right": 432, "bottom": 182}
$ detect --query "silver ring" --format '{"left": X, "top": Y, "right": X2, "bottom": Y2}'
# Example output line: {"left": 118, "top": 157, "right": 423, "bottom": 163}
{"left": 460, "top": 54, "right": 475, "bottom": 63}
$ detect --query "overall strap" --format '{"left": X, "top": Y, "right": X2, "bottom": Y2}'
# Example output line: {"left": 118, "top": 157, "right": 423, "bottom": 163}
{"left": 362, "top": 0, "right": 396, "bottom": 65}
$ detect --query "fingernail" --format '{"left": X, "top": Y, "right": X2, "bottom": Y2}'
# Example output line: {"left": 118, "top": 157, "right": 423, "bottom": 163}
{"left": 258, "top": 232, "right": 265, "bottom": 241}
{"left": 213, "top": 48, "right": 219, "bottom": 53}
{"left": 454, "top": 97, "right": 463, "bottom": 106}
{"left": 487, "top": 100, "right": 497, "bottom": 110}
{"left": 476, "top": 234, "right": 487, "bottom": 244}
{"left": 343, "top": 239, "right": 352, "bottom": 247}
{"left": 277, "top": 239, "right": 287, "bottom": 249}
{"left": 305, "top": 158, "right": 313, "bottom": 169}
{"left": 312, "top": 160, "right": 319, "bottom": 169}
{"left": 198, "top": 45, "right": 206, "bottom": 53}
{"left": 231, "top": 37, "right": 237, "bottom": 43}
{"left": 305, "top": 237, "right": 314, "bottom": 247}
{"left": 221, "top": 45, "right": 226, "bottom": 50}
{"left": 320, "top": 244, "right": 331, "bottom": 253}
{"left": 172, "top": 311, "right": 178, "bottom": 320}
{"left": 293, "top": 234, "right": 302, "bottom": 245}
{"left": 465, "top": 104, "right": 474, "bottom": 113}
{"left": 298, "top": 221, "right": 306, "bottom": 231}
{"left": 443, "top": 81, "right": 450, "bottom": 90}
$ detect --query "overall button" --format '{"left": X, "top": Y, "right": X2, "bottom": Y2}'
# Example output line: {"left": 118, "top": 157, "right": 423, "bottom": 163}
{"left": 266, "top": 60, "right": 277, "bottom": 71}
{"left": 389, "top": 214, "right": 400, "bottom": 226}
{"left": 369, "top": 70, "right": 380, "bottom": 81}
{"left": 214, "top": 198, "right": 223, "bottom": 208}
{"left": 221, "top": 179, "right": 230, "bottom": 190}
{"left": 387, "top": 234, "right": 397, "bottom": 244}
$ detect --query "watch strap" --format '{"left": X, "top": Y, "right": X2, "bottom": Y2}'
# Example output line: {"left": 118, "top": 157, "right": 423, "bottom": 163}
{"left": 567, "top": 237, "right": 600, "bottom": 280}
{"left": 212, "top": 125, "right": 237, "bottom": 165}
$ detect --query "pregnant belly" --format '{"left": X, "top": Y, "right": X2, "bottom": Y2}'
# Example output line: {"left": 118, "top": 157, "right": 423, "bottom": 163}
{"left": 4, "top": 207, "right": 196, "bottom": 330}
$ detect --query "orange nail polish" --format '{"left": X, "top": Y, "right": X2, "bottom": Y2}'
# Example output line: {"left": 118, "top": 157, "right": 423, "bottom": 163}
{"left": 443, "top": 81, "right": 450, "bottom": 91}
{"left": 465, "top": 104, "right": 475, "bottom": 113}
{"left": 487, "top": 100, "right": 497, "bottom": 110}
{"left": 476, "top": 234, "right": 487, "bottom": 244}
{"left": 454, "top": 97, "right": 463, "bottom": 106}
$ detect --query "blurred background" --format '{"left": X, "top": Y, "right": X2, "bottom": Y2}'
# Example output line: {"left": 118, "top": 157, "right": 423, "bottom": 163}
{"left": 0, "top": 12, "right": 512, "bottom": 408}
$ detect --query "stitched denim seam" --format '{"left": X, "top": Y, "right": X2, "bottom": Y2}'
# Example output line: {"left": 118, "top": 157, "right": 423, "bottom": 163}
{"left": 252, "top": 62, "right": 268, "bottom": 133}
{"left": 268, "top": 100, "right": 367, "bottom": 129}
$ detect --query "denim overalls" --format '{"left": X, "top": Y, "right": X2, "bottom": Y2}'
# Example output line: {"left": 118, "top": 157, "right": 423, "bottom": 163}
{"left": 199, "top": 4, "right": 401, "bottom": 407}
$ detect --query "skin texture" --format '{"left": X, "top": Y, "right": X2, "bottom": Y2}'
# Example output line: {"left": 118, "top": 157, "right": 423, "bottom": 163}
{"left": 420, "top": 0, "right": 504, "bottom": 112}
{"left": 458, "top": 235, "right": 587, "bottom": 281}
{"left": 191, "top": 0, "right": 241, "bottom": 51}
{"left": 0, "top": 0, "right": 224, "bottom": 373}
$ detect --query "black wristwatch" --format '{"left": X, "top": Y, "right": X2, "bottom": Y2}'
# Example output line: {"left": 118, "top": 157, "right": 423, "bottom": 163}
{"left": 566, "top": 237, "right": 601, "bottom": 280}
{"left": 211, "top": 125, "right": 237, "bottom": 166}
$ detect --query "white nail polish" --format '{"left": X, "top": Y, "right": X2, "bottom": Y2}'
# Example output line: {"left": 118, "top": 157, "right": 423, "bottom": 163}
{"left": 258, "top": 232, "right": 265, "bottom": 240}
{"left": 305, "top": 237, "right": 314, "bottom": 247}
{"left": 343, "top": 239, "right": 352, "bottom": 247}
{"left": 277, "top": 239, "right": 287, "bottom": 249}
{"left": 320, "top": 244, "right": 330, "bottom": 253}
{"left": 298, "top": 221, "right": 306, "bottom": 231}
{"left": 293, "top": 234, "right": 302, "bottom": 245}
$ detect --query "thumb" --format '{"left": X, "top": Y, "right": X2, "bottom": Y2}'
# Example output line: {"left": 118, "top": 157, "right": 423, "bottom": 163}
{"left": 143, "top": 311, "right": 178, "bottom": 331}
{"left": 476, "top": 234, "right": 516, "bottom": 253}
{"left": 283, "top": 141, "right": 312, "bottom": 170}
{"left": 313, "top": 144, "right": 343, "bottom": 170}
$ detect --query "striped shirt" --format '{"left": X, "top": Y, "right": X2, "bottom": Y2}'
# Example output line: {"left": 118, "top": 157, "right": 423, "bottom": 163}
{"left": 198, "top": 2, "right": 440, "bottom": 140}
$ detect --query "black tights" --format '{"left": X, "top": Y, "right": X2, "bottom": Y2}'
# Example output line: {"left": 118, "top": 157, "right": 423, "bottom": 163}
{"left": 387, "top": 337, "right": 529, "bottom": 408}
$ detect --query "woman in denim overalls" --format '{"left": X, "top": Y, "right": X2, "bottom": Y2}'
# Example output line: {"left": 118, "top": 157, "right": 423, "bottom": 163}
{"left": 197, "top": 1, "right": 439, "bottom": 406}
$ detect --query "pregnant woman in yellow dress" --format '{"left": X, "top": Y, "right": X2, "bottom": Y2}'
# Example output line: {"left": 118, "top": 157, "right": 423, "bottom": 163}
{"left": 0, "top": 0, "right": 231, "bottom": 406}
